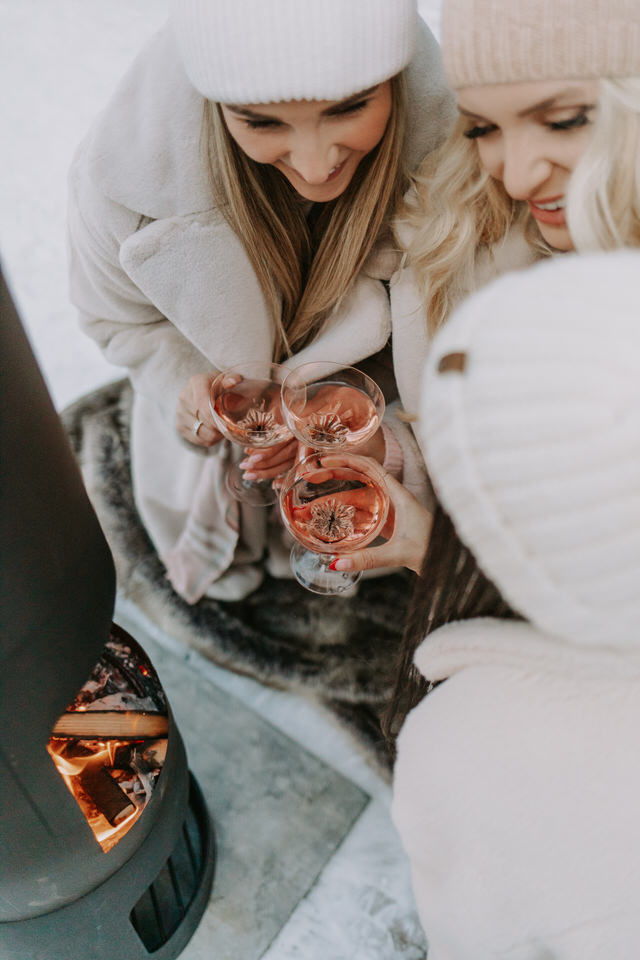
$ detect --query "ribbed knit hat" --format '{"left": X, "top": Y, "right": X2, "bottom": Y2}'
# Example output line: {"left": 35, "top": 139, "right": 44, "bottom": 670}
{"left": 169, "top": 0, "right": 417, "bottom": 103}
{"left": 420, "top": 250, "right": 640, "bottom": 652}
{"left": 442, "top": 0, "right": 640, "bottom": 89}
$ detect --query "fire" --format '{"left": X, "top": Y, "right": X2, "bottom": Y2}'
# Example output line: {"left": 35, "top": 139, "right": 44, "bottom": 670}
{"left": 47, "top": 737, "right": 162, "bottom": 854}
{"left": 47, "top": 630, "right": 169, "bottom": 854}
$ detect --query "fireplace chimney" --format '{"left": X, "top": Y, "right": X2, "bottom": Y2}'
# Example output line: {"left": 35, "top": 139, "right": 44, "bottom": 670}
{"left": 0, "top": 267, "right": 215, "bottom": 958}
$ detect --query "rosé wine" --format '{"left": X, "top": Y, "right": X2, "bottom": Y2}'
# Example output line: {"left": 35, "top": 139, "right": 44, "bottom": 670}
{"left": 281, "top": 363, "right": 384, "bottom": 450}
{"left": 212, "top": 379, "right": 290, "bottom": 447}
{"left": 281, "top": 464, "right": 388, "bottom": 554}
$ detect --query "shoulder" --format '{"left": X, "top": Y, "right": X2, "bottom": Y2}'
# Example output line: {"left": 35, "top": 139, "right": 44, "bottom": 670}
{"left": 71, "top": 23, "right": 213, "bottom": 220}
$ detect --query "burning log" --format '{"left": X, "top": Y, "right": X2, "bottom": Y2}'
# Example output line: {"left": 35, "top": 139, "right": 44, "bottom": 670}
{"left": 52, "top": 711, "right": 168, "bottom": 739}
{"left": 77, "top": 764, "right": 136, "bottom": 827}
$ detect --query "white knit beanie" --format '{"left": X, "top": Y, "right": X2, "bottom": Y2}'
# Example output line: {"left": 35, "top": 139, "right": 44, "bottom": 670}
{"left": 420, "top": 251, "right": 640, "bottom": 652}
{"left": 442, "top": 0, "right": 640, "bottom": 89}
{"left": 169, "top": 0, "right": 417, "bottom": 103}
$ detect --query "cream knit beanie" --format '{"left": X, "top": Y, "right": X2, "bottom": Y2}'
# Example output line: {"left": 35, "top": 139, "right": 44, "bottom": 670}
{"left": 169, "top": 0, "right": 417, "bottom": 103}
{"left": 442, "top": 0, "right": 640, "bottom": 89}
{"left": 420, "top": 250, "right": 640, "bottom": 652}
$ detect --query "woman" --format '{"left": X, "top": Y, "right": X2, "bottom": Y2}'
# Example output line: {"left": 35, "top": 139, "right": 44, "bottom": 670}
{"left": 394, "top": 249, "right": 640, "bottom": 959}
{"left": 333, "top": 0, "right": 640, "bottom": 576}
{"left": 68, "top": 0, "right": 454, "bottom": 601}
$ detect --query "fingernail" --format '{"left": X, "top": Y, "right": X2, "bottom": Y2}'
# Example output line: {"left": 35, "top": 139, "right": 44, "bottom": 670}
{"left": 329, "top": 559, "right": 345, "bottom": 571}
{"left": 243, "top": 471, "right": 258, "bottom": 480}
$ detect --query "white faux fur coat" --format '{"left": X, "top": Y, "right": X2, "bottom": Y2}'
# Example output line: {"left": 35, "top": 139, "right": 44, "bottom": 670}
{"left": 392, "top": 618, "right": 640, "bottom": 960}
{"left": 68, "top": 18, "right": 455, "bottom": 601}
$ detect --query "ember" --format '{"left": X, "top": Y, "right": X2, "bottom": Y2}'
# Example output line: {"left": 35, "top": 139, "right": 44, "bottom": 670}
{"left": 47, "top": 631, "right": 169, "bottom": 853}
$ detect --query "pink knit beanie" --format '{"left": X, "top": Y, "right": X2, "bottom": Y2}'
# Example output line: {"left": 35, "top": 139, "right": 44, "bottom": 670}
{"left": 442, "top": 0, "right": 640, "bottom": 89}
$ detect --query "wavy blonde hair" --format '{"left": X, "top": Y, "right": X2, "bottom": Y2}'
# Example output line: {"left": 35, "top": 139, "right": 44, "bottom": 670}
{"left": 401, "top": 77, "right": 640, "bottom": 338}
{"left": 567, "top": 78, "right": 640, "bottom": 251}
{"left": 202, "top": 75, "right": 407, "bottom": 362}
{"left": 398, "top": 115, "right": 548, "bottom": 338}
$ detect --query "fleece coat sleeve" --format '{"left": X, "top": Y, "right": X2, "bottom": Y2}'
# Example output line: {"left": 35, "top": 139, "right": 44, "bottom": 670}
{"left": 67, "top": 153, "right": 213, "bottom": 420}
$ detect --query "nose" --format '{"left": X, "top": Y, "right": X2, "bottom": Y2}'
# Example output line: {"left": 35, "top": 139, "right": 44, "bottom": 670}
{"left": 499, "top": 133, "right": 554, "bottom": 201}
{"left": 286, "top": 132, "right": 341, "bottom": 185}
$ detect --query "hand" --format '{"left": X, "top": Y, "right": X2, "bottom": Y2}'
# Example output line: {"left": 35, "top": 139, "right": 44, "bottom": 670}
{"left": 330, "top": 471, "right": 433, "bottom": 575}
{"left": 176, "top": 373, "right": 224, "bottom": 448}
{"left": 239, "top": 436, "right": 299, "bottom": 482}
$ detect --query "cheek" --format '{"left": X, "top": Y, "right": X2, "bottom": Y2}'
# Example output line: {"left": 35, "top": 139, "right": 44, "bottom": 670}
{"left": 348, "top": 91, "right": 393, "bottom": 153}
{"left": 475, "top": 140, "right": 502, "bottom": 177}
{"left": 225, "top": 122, "right": 282, "bottom": 164}
{"left": 565, "top": 130, "right": 592, "bottom": 173}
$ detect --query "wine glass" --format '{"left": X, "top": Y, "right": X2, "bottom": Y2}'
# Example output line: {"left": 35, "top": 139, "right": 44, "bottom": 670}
{"left": 209, "top": 361, "right": 292, "bottom": 506}
{"left": 279, "top": 452, "right": 389, "bottom": 595}
{"left": 280, "top": 362, "right": 385, "bottom": 451}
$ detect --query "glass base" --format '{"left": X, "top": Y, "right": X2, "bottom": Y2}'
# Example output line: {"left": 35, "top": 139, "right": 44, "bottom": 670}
{"left": 226, "top": 463, "right": 278, "bottom": 506}
{"left": 289, "top": 542, "right": 361, "bottom": 596}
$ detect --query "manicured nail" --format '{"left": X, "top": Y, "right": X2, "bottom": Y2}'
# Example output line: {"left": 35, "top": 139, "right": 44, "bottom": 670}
{"left": 243, "top": 471, "right": 258, "bottom": 480}
{"left": 240, "top": 455, "right": 261, "bottom": 468}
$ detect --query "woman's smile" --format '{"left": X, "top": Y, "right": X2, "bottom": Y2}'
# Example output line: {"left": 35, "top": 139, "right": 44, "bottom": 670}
{"left": 527, "top": 194, "right": 567, "bottom": 226}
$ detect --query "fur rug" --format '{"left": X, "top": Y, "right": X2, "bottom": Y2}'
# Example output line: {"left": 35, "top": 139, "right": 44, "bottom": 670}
{"left": 61, "top": 379, "right": 416, "bottom": 773}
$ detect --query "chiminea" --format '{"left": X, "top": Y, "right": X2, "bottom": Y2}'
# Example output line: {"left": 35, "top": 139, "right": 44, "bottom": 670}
{"left": 0, "top": 268, "right": 215, "bottom": 959}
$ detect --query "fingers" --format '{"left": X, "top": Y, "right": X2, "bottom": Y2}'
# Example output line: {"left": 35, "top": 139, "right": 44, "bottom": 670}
{"left": 331, "top": 544, "right": 398, "bottom": 573}
{"left": 176, "top": 372, "right": 223, "bottom": 447}
{"left": 240, "top": 437, "right": 298, "bottom": 480}
{"left": 176, "top": 404, "right": 222, "bottom": 447}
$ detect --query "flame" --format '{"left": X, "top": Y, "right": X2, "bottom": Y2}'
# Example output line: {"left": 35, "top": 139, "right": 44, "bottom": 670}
{"left": 47, "top": 737, "right": 158, "bottom": 854}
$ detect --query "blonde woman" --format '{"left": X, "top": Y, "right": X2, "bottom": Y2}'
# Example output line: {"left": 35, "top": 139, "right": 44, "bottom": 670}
{"left": 68, "top": 0, "right": 454, "bottom": 602}
{"left": 332, "top": 0, "right": 640, "bottom": 578}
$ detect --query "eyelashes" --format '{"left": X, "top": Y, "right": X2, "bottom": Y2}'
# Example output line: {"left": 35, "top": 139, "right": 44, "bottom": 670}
{"left": 463, "top": 123, "right": 497, "bottom": 140}
{"left": 242, "top": 99, "right": 370, "bottom": 131}
{"left": 548, "top": 109, "right": 593, "bottom": 131}
{"left": 463, "top": 107, "right": 595, "bottom": 140}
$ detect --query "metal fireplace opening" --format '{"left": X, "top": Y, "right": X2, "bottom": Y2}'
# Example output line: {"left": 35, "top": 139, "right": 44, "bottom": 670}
{"left": 0, "top": 268, "right": 215, "bottom": 960}
{"left": 47, "top": 628, "right": 170, "bottom": 854}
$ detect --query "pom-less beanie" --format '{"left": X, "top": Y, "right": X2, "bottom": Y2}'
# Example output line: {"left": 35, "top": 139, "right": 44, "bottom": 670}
{"left": 420, "top": 250, "right": 640, "bottom": 653}
{"left": 169, "top": 0, "right": 417, "bottom": 103}
{"left": 442, "top": 0, "right": 640, "bottom": 89}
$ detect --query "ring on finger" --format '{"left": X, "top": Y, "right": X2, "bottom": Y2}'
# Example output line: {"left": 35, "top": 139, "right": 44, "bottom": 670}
{"left": 192, "top": 411, "right": 205, "bottom": 438}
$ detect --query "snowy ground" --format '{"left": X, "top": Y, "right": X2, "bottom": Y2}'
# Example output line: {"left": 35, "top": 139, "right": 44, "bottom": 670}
{"left": 1, "top": 3, "right": 441, "bottom": 957}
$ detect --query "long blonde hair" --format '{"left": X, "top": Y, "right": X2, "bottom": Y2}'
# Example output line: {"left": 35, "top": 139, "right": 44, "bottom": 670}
{"left": 568, "top": 78, "right": 640, "bottom": 251}
{"left": 398, "top": 116, "right": 547, "bottom": 338}
{"left": 401, "top": 77, "right": 640, "bottom": 338}
{"left": 203, "top": 75, "right": 407, "bottom": 361}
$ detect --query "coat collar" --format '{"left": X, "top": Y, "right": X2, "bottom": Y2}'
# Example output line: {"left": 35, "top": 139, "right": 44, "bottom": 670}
{"left": 83, "top": 18, "right": 455, "bottom": 220}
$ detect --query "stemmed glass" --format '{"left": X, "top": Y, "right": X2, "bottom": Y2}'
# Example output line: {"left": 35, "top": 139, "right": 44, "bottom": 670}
{"left": 280, "top": 362, "right": 385, "bottom": 451}
{"left": 279, "top": 453, "right": 390, "bottom": 594}
{"left": 209, "top": 361, "right": 292, "bottom": 507}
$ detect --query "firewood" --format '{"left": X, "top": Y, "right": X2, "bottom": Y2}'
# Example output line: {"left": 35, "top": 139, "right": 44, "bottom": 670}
{"left": 77, "top": 765, "right": 136, "bottom": 826}
{"left": 52, "top": 711, "right": 168, "bottom": 739}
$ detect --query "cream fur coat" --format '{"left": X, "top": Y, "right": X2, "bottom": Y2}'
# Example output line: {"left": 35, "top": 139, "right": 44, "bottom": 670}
{"left": 393, "top": 619, "right": 640, "bottom": 960}
{"left": 68, "top": 18, "right": 456, "bottom": 601}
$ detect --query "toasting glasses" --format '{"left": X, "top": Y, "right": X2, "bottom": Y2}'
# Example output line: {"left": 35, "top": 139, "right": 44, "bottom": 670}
{"left": 278, "top": 363, "right": 388, "bottom": 594}
{"left": 280, "top": 362, "right": 385, "bottom": 451}
{"left": 279, "top": 452, "right": 390, "bottom": 595}
{"left": 209, "top": 362, "right": 292, "bottom": 507}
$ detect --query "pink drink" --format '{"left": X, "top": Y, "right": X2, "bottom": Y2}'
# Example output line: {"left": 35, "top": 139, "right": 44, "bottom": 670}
{"left": 291, "top": 382, "right": 379, "bottom": 447}
{"left": 281, "top": 464, "right": 387, "bottom": 553}
{"left": 212, "top": 379, "right": 290, "bottom": 447}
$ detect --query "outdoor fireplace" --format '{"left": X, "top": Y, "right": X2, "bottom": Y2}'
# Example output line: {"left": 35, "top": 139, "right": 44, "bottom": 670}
{"left": 0, "top": 269, "right": 215, "bottom": 959}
